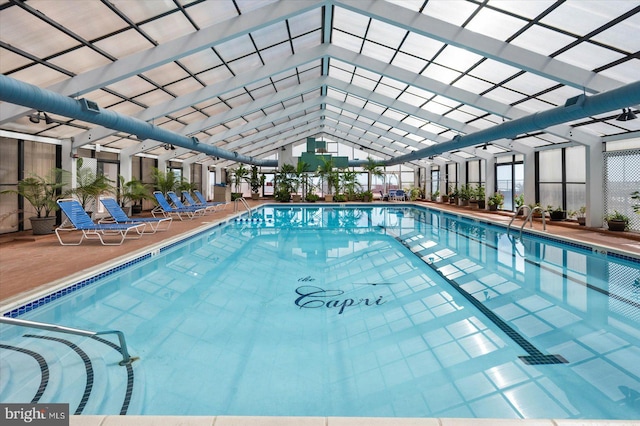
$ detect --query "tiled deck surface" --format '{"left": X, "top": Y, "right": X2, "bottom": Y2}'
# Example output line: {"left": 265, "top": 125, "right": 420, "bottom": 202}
{"left": 2, "top": 199, "right": 640, "bottom": 426}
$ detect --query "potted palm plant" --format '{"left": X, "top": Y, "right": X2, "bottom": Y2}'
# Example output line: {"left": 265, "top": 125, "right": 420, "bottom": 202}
{"left": 68, "top": 159, "right": 115, "bottom": 217}
{"left": 604, "top": 211, "right": 629, "bottom": 231}
{"left": 2, "top": 169, "right": 67, "bottom": 234}
{"left": 250, "top": 165, "right": 261, "bottom": 200}
{"left": 117, "top": 175, "right": 152, "bottom": 215}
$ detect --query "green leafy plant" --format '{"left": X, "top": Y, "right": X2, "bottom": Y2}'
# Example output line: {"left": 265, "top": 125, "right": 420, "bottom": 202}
{"left": 2, "top": 169, "right": 68, "bottom": 218}
{"left": 514, "top": 193, "right": 524, "bottom": 209}
{"left": 68, "top": 159, "right": 115, "bottom": 211}
{"left": 632, "top": 190, "right": 640, "bottom": 214}
{"left": 362, "top": 157, "right": 383, "bottom": 192}
{"left": 117, "top": 175, "right": 152, "bottom": 208}
{"left": 305, "top": 192, "right": 320, "bottom": 202}
{"left": 488, "top": 192, "right": 504, "bottom": 207}
{"left": 604, "top": 210, "right": 629, "bottom": 231}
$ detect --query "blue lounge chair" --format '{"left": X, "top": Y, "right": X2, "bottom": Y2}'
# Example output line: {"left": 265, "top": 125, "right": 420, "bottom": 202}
{"left": 167, "top": 191, "right": 207, "bottom": 216}
{"left": 152, "top": 191, "right": 203, "bottom": 221}
{"left": 194, "top": 190, "right": 227, "bottom": 211}
{"left": 181, "top": 191, "right": 221, "bottom": 213}
{"left": 56, "top": 199, "right": 145, "bottom": 245}
{"left": 100, "top": 198, "right": 172, "bottom": 234}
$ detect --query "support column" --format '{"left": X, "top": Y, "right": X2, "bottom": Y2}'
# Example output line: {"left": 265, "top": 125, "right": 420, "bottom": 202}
{"left": 586, "top": 141, "right": 604, "bottom": 227}
{"left": 523, "top": 151, "right": 536, "bottom": 206}
{"left": 485, "top": 156, "right": 496, "bottom": 206}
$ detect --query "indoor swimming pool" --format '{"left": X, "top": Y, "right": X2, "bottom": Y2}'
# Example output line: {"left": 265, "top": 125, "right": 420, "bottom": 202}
{"left": 1, "top": 205, "right": 639, "bottom": 419}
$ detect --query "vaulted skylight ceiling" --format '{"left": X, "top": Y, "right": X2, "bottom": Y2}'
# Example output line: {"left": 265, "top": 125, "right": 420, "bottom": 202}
{"left": 1, "top": 0, "right": 638, "bottom": 169}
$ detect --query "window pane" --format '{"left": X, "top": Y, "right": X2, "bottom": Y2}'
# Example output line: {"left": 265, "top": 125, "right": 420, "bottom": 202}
{"left": 566, "top": 146, "right": 586, "bottom": 182}
{"left": 566, "top": 183, "right": 586, "bottom": 212}
{"left": 539, "top": 150, "right": 562, "bottom": 182}
{"left": 539, "top": 183, "right": 563, "bottom": 209}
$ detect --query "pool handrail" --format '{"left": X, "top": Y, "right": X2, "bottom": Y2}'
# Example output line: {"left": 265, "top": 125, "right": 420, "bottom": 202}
{"left": 0, "top": 316, "right": 136, "bottom": 366}
{"left": 234, "top": 197, "right": 252, "bottom": 217}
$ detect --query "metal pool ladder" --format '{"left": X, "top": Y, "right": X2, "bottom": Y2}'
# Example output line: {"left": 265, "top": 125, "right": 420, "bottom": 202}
{"left": 234, "top": 197, "right": 252, "bottom": 217}
{"left": 508, "top": 205, "right": 546, "bottom": 237}
{"left": 0, "top": 317, "right": 136, "bottom": 366}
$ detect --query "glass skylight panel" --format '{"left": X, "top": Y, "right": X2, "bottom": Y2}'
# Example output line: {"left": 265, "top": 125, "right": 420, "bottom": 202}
{"left": 402, "top": 116, "right": 427, "bottom": 128}
{"left": 216, "top": 34, "right": 257, "bottom": 62}
{"left": 1, "top": 8, "right": 75, "bottom": 59}
{"left": 200, "top": 102, "right": 231, "bottom": 117}
{"left": 399, "top": 32, "right": 446, "bottom": 62}
{"left": 134, "top": 90, "right": 176, "bottom": 109}
{"left": 223, "top": 117, "right": 248, "bottom": 129}
{"left": 444, "top": 109, "right": 476, "bottom": 124}
{"left": 326, "top": 88, "right": 347, "bottom": 102}
{"left": 226, "top": 54, "right": 264, "bottom": 75}
{"left": 503, "top": 72, "right": 559, "bottom": 96}
{"left": 554, "top": 43, "right": 625, "bottom": 71}
{"left": 235, "top": 0, "right": 278, "bottom": 15}
{"left": 514, "top": 98, "right": 556, "bottom": 114}
{"left": 362, "top": 102, "right": 386, "bottom": 115}
{"left": 48, "top": 48, "right": 111, "bottom": 75}
{"left": 483, "top": 86, "right": 527, "bottom": 106}
{"left": 421, "top": 63, "right": 461, "bottom": 85}
{"left": 452, "top": 75, "right": 494, "bottom": 94}
{"left": 32, "top": 1, "right": 123, "bottom": 42}
{"left": 94, "top": 30, "right": 154, "bottom": 58}
{"left": 421, "top": 122, "right": 448, "bottom": 135}
{"left": 197, "top": 66, "right": 235, "bottom": 86}
{"left": 396, "top": 90, "right": 427, "bottom": 108}
{"left": 361, "top": 41, "right": 396, "bottom": 63}
{"left": 165, "top": 78, "right": 205, "bottom": 98}
{"left": 541, "top": 2, "right": 621, "bottom": 36}
{"left": 357, "top": 116, "right": 375, "bottom": 126}
{"left": 344, "top": 95, "right": 367, "bottom": 109}
{"left": 251, "top": 21, "right": 290, "bottom": 50}
{"left": 382, "top": 109, "right": 407, "bottom": 122}
{"left": 333, "top": 7, "right": 369, "bottom": 38}
{"left": 510, "top": 25, "right": 576, "bottom": 57}
{"left": 0, "top": 50, "right": 31, "bottom": 74}
{"left": 110, "top": 0, "right": 176, "bottom": 24}
{"left": 184, "top": 0, "right": 239, "bottom": 28}
{"left": 422, "top": 1, "right": 479, "bottom": 26}
{"left": 599, "top": 58, "right": 640, "bottom": 83}
{"left": 329, "top": 66, "right": 355, "bottom": 83}
{"left": 107, "top": 102, "right": 145, "bottom": 116}
{"left": 373, "top": 82, "right": 402, "bottom": 99}
{"left": 247, "top": 84, "right": 276, "bottom": 100}
{"left": 421, "top": 101, "right": 452, "bottom": 116}
{"left": 260, "top": 43, "right": 294, "bottom": 64}
{"left": 487, "top": 0, "right": 556, "bottom": 20}
{"left": 465, "top": 7, "right": 527, "bottom": 42}
{"left": 243, "top": 110, "right": 266, "bottom": 122}
{"left": 592, "top": 18, "right": 640, "bottom": 54}
{"left": 141, "top": 12, "right": 195, "bottom": 44}
{"left": 435, "top": 45, "right": 484, "bottom": 73}
{"left": 582, "top": 121, "right": 630, "bottom": 136}
{"left": 351, "top": 74, "right": 378, "bottom": 91}
{"left": 330, "top": 31, "right": 364, "bottom": 53}
{"left": 468, "top": 60, "right": 519, "bottom": 88}
{"left": 288, "top": 9, "right": 321, "bottom": 37}
{"left": 391, "top": 52, "right": 429, "bottom": 74}
{"left": 536, "top": 85, "right": 583, "bottom": 107}
{"left": 143, "top": 63, "right": 190, "bottom": 87}
{"left": 292, "top": 31, "right": 322, "bottom": 52}
{"left": 366, "top": 18, "right": 407, "bottom": 49}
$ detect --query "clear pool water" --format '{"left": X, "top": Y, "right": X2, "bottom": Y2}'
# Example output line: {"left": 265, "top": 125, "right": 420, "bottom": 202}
{"left": 2, "top": 205, "right": 640, "bottom": 418}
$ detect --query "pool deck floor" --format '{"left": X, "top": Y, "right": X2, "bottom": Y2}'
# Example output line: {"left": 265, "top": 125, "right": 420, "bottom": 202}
{"left": 2, "top": 199, "right": 640, "bottom": 425}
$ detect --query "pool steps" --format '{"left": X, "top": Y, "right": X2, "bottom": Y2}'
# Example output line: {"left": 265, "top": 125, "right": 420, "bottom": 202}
{"left": 0, "top": 331, "right": 135, "bottom": 414}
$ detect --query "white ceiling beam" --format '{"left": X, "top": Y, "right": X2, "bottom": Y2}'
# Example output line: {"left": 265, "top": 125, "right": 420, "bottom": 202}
{"left": 335, "top": 0, "right": 624, "bottom": 93}
{"left": 0, "top": 0, "right": 325, "bottom": 124}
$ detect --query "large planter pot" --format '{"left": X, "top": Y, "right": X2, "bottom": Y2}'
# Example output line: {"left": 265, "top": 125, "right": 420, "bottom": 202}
{"left": 469, "top": 200, "right": 478, "bottom": 209}
{"left": 459, "top": 199, "right": 469, "bottom": 207}
{"left": 324, "top": 195, "right": 334, "bottom": 202}
{"left": 251, "top": 193, "right": 260, "bottom": 200}
{"left": 577, "top": 217, "right": 586, "bottom": 226}
{"left": 477, "top": 200, "right": 486, "bottom": 210}
{"left": 292, "top": 194, "right": 302, "bottom": 202}
{"left": 607, "top": 220, "right": 627, "bottom": 231}
{"left": 131, "top": 204, "right": 142, "bottom": 215}
{"left": 29, "top": 216, "right": 56, "bottom": 235}
{"left": 489, "top": 204, "right": 498, "bottom": 211}
{"left": 550, "top": 211, "right": 566, "bottom": 221}
{"left": 441, "top": 195, "right": 449, "bottom": 203}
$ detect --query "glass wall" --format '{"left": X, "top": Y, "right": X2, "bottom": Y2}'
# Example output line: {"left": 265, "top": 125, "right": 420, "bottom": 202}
{"left": 537, "top": 146, "right": 585, "bottom": 213}
{"left": 495, "top": 155, "right": 523, "bottom": 211}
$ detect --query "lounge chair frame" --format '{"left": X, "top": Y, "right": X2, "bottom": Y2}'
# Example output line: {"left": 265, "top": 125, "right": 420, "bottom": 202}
{"left": 56, "top": 199, "right": 145, "bottom": 245}
{"left": 100, "top": 197, "right": 172, "bottom": 234}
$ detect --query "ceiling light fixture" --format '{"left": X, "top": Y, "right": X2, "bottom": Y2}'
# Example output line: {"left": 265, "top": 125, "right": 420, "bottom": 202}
{"left": 43, "top": 112, "right": 54, "bottom": 125}
{"left": 29, "top": 113, "right": 40, "bottom": 124}
{"left": 616, "top": 108, "right": 638, "bottom": 121}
